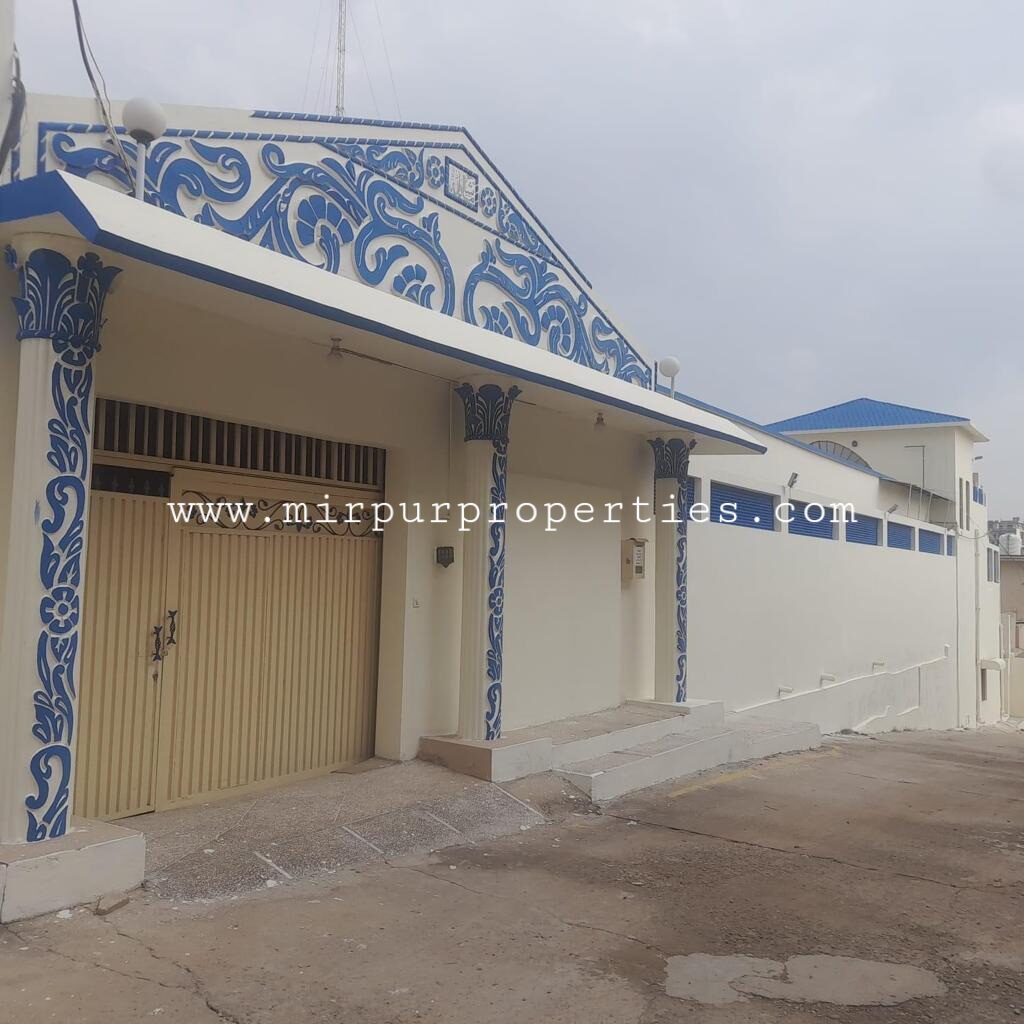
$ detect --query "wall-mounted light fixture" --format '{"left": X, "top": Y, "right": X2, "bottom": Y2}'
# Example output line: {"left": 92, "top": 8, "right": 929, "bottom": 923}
{"left": 436, "top": 546, "right": 455, "bottom": 568}
{"left": 594, "top": 411, "right": 606, "bottom": 431}
{"left": 787, "top": 472, "right": 799, "bottom": 489}
{"left": 886, "top": 503, "right": 899, "bottom": 515}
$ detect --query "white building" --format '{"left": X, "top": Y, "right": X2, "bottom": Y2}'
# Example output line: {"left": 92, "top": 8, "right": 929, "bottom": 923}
{"left": 0, "top": 72, "right": 1003, "bottom": 916}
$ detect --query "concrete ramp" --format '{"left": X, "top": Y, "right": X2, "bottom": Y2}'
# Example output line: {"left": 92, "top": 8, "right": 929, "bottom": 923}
{"left": 128, "top": 761, "right": 545, "bottom": 903}
{"left": 553, "top": 711, "right": 821, "bottom": 801}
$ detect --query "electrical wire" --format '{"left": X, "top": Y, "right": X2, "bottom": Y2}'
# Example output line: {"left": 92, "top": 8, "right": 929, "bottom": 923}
{"left": 301, "top": 0, "right": 330, "bottom": 111}
{"left": 371, "top": 0, "right": 402, "bottom": 118}
{"left": 71, "top": 0, "right": 132, "bottom": 184}
{"left": 0, "top": 46, "right": 25, "bottom": 177}
{"left": 313, "top": 13, "right": 335, "bottom": 114}
{"left": 348, "top": 2, "right": 380, "bottom": 117}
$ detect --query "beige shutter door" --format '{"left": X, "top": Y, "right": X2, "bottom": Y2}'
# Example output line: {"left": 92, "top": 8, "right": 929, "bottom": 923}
{"left": 156, "top": 470, "right": 382, "bottom": 809}
{"left": 76, "top": 491, "right": 170, "bottom": 820}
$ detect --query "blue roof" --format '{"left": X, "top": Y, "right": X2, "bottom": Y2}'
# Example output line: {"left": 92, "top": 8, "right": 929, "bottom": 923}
{"left": 656, "top": 386, "right": 890, "bottom": 479}
{"left": 767, "top": 398, "right": 969, "bottom": 433}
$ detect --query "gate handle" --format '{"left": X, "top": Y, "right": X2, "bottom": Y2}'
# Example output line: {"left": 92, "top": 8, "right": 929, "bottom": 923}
{"left": 151, "top": 624, "right": 164, "bottom": 663}
{"left": 166, "top": 609, "right": 178, "bottom": 647}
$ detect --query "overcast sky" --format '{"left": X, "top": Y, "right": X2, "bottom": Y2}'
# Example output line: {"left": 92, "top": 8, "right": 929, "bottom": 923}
{"left": 16, "top": 1, "right": 1024, "bottom": 514}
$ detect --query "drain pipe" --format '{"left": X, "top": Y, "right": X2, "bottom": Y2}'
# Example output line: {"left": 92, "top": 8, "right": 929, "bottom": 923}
{"left": 974, "top": 528, "right": 983, "bottom": 726}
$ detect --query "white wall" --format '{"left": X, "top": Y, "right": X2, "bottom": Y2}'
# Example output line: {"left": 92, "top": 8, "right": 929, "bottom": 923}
{"left": 794, "top": 426, "right": 958, "bottom": 502}
{"left": 979, "top": 546, "right": 1003, "bottom": 724}
{"left": 687, "top": 429, "right": 961, "bottom": 731}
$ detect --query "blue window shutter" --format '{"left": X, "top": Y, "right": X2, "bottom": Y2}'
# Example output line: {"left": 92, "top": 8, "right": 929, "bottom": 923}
{"left": 887, "top": 522, "right": 914, "bottom": 550}
{"left": 710, "top": 482, "right": 774, "bottom": 531}
{"left": 919, "top": 529, "right": 942, "bottom": 555}
{"left": 846, "top": 514, "right": 880, "bottom": 546}
{"left": 946, "top": 534, "right": 955, "bottom": 556}
{"left": 686, "top": 477, "right": 696, "bottom": 508}
{"left": 788, "top": 500, "right": 834, "bottom": 539}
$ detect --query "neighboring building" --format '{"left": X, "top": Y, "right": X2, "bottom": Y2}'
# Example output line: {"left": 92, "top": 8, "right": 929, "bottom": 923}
{"left": 990, "top": 518, "right": 1024, "bottom": 656}
{"left": 989, "top": 517, "right": 1023, "bottom": 548}
{"left": 0, "top": 87, "right": 1005, "bottom": 914}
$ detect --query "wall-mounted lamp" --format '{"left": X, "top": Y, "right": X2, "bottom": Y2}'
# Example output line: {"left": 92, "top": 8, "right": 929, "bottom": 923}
{"left": 122, "top": 96, "right": 166, "bottom": 202}
{"left": 787, "top": 472, "right": 799, "bottom": 489}
{"left": 436, "top": 546, "right": 455, "bottom": 568}
{"left": 594, "top": 411, "right": 606, "bottom": 432}
{"left": 886, "top": 503, "right": 899, "bottom": 515}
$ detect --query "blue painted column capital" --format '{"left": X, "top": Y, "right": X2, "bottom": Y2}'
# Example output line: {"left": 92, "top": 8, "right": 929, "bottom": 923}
{"left": 9, "top": 246, "right": 120, "bottom": 357}
{"left": 4, "top": 245, "right": 121, "bottom": 841}
{"left": 648, "top": 436, "right": 696, "bottom": 484}
{"left": 455, "top": 381, "right": 522, "bottom": 443}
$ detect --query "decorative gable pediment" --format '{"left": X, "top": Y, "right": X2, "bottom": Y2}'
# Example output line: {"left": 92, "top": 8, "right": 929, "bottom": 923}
{"left": 37, "top": 111, "right": 651, "bottom": 387}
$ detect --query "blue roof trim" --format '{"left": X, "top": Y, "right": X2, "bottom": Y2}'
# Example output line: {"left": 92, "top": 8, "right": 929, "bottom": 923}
{"left": 251, "top": 109, "right": 466, "bottom": 132}
{"left": 767, "top": 397, "right": 969, "bottom": 433}
{"left": 0, "top": 174, "right": 764, "bottom": 454}
{"left": 655, "top": 385, "right": 887, "bottom": 479}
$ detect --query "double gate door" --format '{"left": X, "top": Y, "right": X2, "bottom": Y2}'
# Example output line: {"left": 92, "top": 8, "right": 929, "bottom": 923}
{"left": 75, "top": 467, "right": 382, "bottom": 820}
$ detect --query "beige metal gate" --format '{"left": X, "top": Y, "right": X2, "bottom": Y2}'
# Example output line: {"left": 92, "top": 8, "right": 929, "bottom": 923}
{"left": 77, "top": 405, "right": 384, "bottom": 820}
{"left": 77, "top": 490, "right": 170, "bottom": 819}
{"left": 157, "top": 470, "right": 382, "bottom": 809}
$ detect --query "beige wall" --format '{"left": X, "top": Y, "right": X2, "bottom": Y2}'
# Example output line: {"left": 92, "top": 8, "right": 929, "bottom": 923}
{"left": 503, "top": 475, "right": 622, "bottom": 730}
{"left": 1000, "top": 559, "right": 1024, "bottom": 632}
{"left": 65, "top": 280, "right": 654, "bottom": 758}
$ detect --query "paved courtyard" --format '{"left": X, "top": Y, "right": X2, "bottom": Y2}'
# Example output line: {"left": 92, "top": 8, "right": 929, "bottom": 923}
{"left": 1, "top": 728, "right": 1022, "bottom": 1023}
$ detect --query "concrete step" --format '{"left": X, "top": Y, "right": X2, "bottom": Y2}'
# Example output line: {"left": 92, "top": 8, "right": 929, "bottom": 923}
{"left": 554, "top": 715, "right": 820, "bottom": 802}
{"left": 551, "top": 700, "right": 725, "bottom": 767}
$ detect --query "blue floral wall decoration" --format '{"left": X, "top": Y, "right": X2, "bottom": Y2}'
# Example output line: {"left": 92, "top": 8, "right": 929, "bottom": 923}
{"left": 41, "top": 123, "right": 651, "bottom": 387}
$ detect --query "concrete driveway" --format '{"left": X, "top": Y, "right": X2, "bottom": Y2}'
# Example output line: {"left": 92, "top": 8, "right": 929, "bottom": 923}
{"left": 1, "top": 728, "right": 1022, "bottom": 1023}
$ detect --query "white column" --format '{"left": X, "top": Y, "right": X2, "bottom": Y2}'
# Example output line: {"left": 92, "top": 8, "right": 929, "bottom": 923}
{"left": 649, "top": 437, "right": 695, "bottom": 704}
{"left": 0, "top": 244, "right": 120, "bottom": 844}
{"left": 454, "top": 382, "right": 520, "bottom": 741}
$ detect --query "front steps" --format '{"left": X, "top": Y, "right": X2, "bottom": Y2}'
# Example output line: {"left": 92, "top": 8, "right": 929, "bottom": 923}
{"left": 553, "top": 711, "right": 821, "bottom": 802}
{"left": 421, "top": 699, "right": 820, "bottom": 799}
{"left": 546, "top": 699, "right": 726, "bottom": 767}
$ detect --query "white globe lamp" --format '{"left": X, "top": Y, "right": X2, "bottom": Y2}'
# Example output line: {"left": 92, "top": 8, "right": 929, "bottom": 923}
{"left": 122, "top": 97, "right": 167, "bottom": 201}
{"left": 659, "top": 355, "right": 681, "bottom": 398}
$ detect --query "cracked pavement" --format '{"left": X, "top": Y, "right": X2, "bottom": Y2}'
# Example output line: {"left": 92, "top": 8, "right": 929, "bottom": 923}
{"left": 1, "top": 728, "right": 1023, "bottom": 1023}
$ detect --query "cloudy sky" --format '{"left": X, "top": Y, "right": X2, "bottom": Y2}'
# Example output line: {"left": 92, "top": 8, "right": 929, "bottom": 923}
{"left": 16, "top": 1, "right": 1024, "bottom": 513}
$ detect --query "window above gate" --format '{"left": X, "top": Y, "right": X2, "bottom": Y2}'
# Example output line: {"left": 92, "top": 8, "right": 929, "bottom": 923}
{"left": 93, "top": 398, "right": 385, "bottom": 490}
